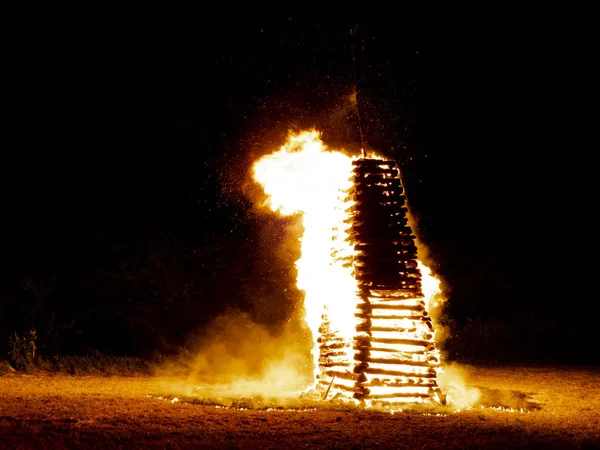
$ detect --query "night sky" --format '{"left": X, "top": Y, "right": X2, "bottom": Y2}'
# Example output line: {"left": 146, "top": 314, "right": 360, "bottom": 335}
{"left": 4, "top": 22, "right": 594, "bottom": 361}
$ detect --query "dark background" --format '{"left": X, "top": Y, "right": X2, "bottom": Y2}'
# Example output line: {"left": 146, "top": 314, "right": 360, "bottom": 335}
{"left": 2, "top": 21, "right": 595, "bottom": 365}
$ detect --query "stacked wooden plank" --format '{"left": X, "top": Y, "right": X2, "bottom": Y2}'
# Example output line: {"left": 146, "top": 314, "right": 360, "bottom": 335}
{"left": 317, "top": 158, "right": 445, "bottom": 405}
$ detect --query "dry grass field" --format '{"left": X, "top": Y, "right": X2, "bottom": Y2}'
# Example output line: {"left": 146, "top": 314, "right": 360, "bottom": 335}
{"left": 1, "top": 365, "right": 599, "bottom": 449}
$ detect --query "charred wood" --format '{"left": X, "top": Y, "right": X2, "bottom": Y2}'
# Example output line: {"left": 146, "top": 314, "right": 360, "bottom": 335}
{"left": 319, "top": 361, "right": 352, "bottom": 368}
{"left": 359, "top": 367, "right": 439, "bottom": 378}
{"left": 355, "top": 336, "right": 433, "bottom": 347}
{"left": 358, "top": 392, "right": 432, "bottom": 400}
{"left": 356, "top": 303, "right": 425, "bottom": 312}
{"left": 353, "top": 345, "right": 430, "bottom": 355}
{"left": 354, "top": 313, "right": 426, "bottom": 320}
{"left": 352, "top": 159, "right": 397, "bottom": 167}
{"left": 353, "top": 356, "right": 439, "bottom": 367}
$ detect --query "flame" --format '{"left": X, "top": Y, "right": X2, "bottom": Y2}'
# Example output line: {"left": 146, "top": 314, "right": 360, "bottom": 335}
{"left": 252, "top": 130, "right": 359, "bottom": 377}
{"left": 252, "top": 129, "right": 444, "bottom": 403}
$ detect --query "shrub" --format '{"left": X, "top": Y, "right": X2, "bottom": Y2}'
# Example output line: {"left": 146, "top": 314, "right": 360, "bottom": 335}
{"left": 8, "top": 330, "right": 38, "bottom": 373}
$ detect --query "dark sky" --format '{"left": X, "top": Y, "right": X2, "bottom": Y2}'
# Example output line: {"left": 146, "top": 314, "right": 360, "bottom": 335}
{"left": 4, "top": 21, "right": 592, "bottom": 329}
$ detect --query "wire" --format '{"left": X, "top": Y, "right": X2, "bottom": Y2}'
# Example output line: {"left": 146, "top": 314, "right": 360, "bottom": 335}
{"left": 350, "top": 24, "right": 368, "bottom": 158}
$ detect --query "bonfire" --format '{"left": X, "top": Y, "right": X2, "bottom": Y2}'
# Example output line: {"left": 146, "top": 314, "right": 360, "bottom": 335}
{"left": 253, "top": 130, "right": 445, "bottom": 406}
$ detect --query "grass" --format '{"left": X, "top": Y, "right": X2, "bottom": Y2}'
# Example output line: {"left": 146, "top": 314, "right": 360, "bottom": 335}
{"left": 47, "top": 355, "right": 153, "bottom": 376}
{"left": 4, "top": 354, "right": 153, "bottom": 377}
{"left": 1, "top": 365, "right": 599, "bottom": 448}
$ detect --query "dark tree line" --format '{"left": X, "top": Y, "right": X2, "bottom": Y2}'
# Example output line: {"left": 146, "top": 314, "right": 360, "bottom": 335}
{"left": 0, "top": 208, "right": 301, "bottom": 361}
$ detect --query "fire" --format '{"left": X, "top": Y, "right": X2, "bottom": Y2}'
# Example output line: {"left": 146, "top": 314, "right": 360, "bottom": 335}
{"left": 252, "top": 129, "right": 445, "bottom": 405}
{"left": 252, "top": 130, "right": 359, "bottom": 375}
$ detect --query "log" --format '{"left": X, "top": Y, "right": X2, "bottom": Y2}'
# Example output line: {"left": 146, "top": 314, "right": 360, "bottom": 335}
{"left": 355, "top": 254, "right": 419, "bottom": 266}
{"left": 356, "top": 303, "right": 425, "bottom": 312}
{"left": 356, "top": 264, "right": 421, "bottom": 278}
{"left": 354, "top": 313, "right": 427, "bottom": 321}
{"left": 319, "top": 350, "right": 348, "bottom": 358}
{"left": 352, "top": 159, "right": 397, "bottom": 167}
{"left": 359, "top": 284, "right": 422, "bottom": 294}
{"left": 354, "top": 345, "right": 428, "bottom": 355}
{"left": 355, "top": 192, "right": 406, "bottom": 203}
{"left": 355, "top": 336, "right": 433, "bottom": 347}
{"left": 318, "top": 361, "right": 352, "bottom": 368}
{"left": 356, "top": 252, "right": 417, "bottom": 262}
{"left": 354, "top": 344, "right": 435, "bottom": 353}
{"left": 352, "top": 217, "right": 411, "bottom": 228}
{"left": 355, "top": 273, "right": 421, "bottom": 284}
{"left": 319, "top": 342, "right": 347, "bottom": 350}
{"left": 357, "top": 262, "right": 418, "bottom": 273}
{"left": 356, "top": 268, "right": 421, "bottom": 277}
{"left": 354, "top": 166, "right": 399, "bottom": 176}
{"left": 355, "top": 267, "right": 421, "bottom": 278}
{"left": 365, "top": 379, "right": 438, "bottom": 388}
{"left": 352, "top": 214, "right": 408, "bottom": 226}
{"left": 367, "top": 292, "right": 425, "bottom": 301}
{"left": 354, "top": 311, "right": 431, "bottom": 323}
{"left": 360, "top": 367, "right": 438, "bottom": 378}
{"left": 351, "top": 231, "right": 414, "bottom": 242}
{"left": 368, "top": 289, "right": 423, "bottom": 297}
{"left": 317, "top": 335, "right": 345, "bottom": 343}
{"left": 355, "top": 202, "right": 408, "bottom": 213}
{"left": 357, "top": 277, "right": 421, "bottom": 289}
{"left": 354, "top": 246, "right": 417, "bottom": 258}
{"left": 352, "top": 240, "right": 416, "bottom": 251}
{"left": 355, "top": 236, "right": 416, "bottom": 245}
{"left": 353, "top": 204, "right": 408, "bottom": 216}
{"left": 351, "top": 225, "right": 414, "bottom": 236}
{"left": 354, "top": 166, "right": 399, "bottom": 175}
{"left": 353, "top": 356, "right": 439, "bottom": 367}
{"left": 366, "top": 377, "right": 438, "bottom": 387}
{"left": 367, "top": 326, "right": 418, "bottom": 333}
{"left": 355, "top": 243, "right": 417, "bottom": 254}
{"left": 356, "top": 392, "right": 432, "bottom": 400}
{"left": 356, "top": 182, "right": 403, "bottom": 192}
{"left": 355, "top": 178, "right": 402, "bottom": 189}
{"left": 358, "top": 278, "right": 421, "bottom": 286}
{"left": 317, "top": 329, "right": 345, "bottom": 338}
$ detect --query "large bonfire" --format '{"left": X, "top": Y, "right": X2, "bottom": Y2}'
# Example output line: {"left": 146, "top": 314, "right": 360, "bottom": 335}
{"left": 252, "top": 130, "right": 445, "bottom": 405}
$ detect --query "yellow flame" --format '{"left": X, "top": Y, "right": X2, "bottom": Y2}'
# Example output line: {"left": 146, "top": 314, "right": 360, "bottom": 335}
{"left": 252, "top": 130, "right": 359, "bottom": 377}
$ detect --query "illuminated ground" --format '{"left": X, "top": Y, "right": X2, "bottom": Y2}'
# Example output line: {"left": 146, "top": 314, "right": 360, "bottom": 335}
{"left": 1, "top": 366, "right": 599, "bottom": 449}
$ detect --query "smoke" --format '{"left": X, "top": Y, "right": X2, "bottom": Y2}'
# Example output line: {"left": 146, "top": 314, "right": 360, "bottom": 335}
{"left": 437, "top": 363, "right": 481, "bottom": 409}
{"left": 153, "top": 309, "right": 313, "bottom": 406}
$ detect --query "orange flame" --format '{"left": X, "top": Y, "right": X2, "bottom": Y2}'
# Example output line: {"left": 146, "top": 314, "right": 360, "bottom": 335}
{"left": 253, "top": 130, "right": 359, "bottom": 377}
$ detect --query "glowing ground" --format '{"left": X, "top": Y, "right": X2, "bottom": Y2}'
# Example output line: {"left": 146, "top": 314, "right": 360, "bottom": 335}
{"left": 1, "top": 365, "right": 599, "bottom": 448}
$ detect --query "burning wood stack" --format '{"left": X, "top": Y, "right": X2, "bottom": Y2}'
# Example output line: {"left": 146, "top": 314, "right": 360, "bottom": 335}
{"left": 317, "top": 158, "right": 445, "bottom": 405}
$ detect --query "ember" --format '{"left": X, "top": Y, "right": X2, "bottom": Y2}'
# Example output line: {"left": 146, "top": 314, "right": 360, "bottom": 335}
{"left": 253, "top": 130, "right": 445, "bottom": 406}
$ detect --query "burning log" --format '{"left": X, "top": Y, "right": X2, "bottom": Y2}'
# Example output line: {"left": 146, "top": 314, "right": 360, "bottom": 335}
{"left": 353, "top": 356, "right": 440, "bottom": 368}
{"left": 356, "top": 303, "right": 425, "bottom": 312}
{"left": 321, "top": 158, "right": 444, "bottom": 405}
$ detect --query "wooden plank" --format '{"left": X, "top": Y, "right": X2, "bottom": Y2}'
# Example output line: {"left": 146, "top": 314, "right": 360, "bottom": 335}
{"left": 354, "top": 337, "right": 432, "bottom": 347}
{"left": 353, "top": 356, "right": 439, "bottom": 367}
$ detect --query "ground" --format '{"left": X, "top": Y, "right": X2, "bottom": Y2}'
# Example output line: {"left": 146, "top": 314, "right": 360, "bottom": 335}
{"left": 1, "top": 365, "right": 599, "bottom": 449}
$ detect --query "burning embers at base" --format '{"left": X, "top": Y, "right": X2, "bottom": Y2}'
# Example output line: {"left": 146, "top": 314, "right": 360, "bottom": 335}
{"left": 253, "top": 130, "right": 445, "bottom": 406}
